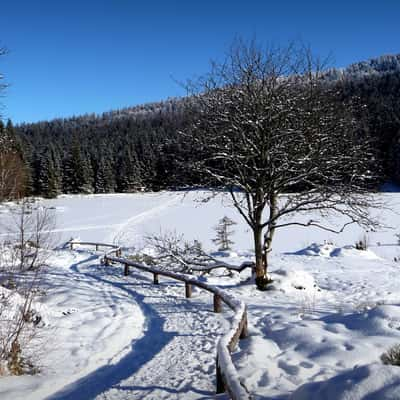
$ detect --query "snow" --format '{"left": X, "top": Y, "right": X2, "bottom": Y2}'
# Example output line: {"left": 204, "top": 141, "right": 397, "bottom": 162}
{"left": 1, "top": 191, "right": 400, "bottom": 399}
{"left": 291, "top": 363, "right": 400, "bottom": 400}
{"left": 0, "top": 250, "right": 145, "bottom": 399}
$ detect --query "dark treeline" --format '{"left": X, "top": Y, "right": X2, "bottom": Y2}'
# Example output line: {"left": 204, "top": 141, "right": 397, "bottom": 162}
{"left": 7, "top": 54, "right": 400, "bottom": 198}
{"left": 11, "top": 99, "right": 200, "bottom": 197}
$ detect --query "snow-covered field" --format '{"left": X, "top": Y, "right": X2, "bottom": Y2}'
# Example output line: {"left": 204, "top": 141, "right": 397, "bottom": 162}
{"left": 1, "top": 191, "right": 400, "bottom": 399}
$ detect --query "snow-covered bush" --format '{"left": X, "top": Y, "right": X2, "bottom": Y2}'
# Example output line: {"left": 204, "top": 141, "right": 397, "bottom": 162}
{"left": 0, "top": 282, "right": 42, "bottom": 375}
{"left": 142, "top": 231, "right": 209, "bottom": 272}
{"left": 355, "top": 233, "right": 369, "bottom": 251}
{"left": 142, "top": 230, "right": 244, "bottom": 275}
{"left": 381, "top": 344, "right": 400, "bottom": 366}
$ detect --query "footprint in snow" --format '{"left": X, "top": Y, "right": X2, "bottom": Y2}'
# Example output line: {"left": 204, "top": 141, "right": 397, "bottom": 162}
{"left": 278, "top": 360, "right": 300, "bottom": 375}
{"left": 299, "top": 361, "right": 314, "bottom": 369}
{"left": 61, "top": 308, "right": 78, "bottom": 316}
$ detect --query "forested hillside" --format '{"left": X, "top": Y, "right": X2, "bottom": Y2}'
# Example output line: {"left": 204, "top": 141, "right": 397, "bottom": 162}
{"left": 6, "top": 54, "right": 400, "bottom": 198}
{"left": 11, "top": 99, "right": 198, "bottom": 196}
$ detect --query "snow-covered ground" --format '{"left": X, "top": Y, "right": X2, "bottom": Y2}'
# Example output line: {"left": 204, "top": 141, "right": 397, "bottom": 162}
{"left": 1, "top": 191, "right": 400, "bottom": 399}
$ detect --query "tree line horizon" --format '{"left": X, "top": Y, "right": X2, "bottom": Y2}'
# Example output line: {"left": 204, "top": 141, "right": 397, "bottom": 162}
{"left": 1, "top": 50, "right": 400, "bottom": 199}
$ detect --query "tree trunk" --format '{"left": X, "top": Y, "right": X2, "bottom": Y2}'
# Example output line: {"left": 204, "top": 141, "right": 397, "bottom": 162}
{"left": 259, "top": 194, "right": 277, "bottom": 286}
{"left": 254, "top": 226, "right": 267, "bottom": 288}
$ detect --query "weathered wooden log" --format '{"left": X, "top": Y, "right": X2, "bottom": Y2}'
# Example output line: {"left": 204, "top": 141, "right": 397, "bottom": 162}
{"left": 124, "top": 263, "right": 129, "bottom": 276}
{"left": 216, "top": 356, "right": 225, "bottom": 394}
{"left": 214, "top": 294, "right": 222, "bottom": 313}
{"left": 185, "top": 282, "right": 192, "bottom": 298}
{"left": 153, "top": 273, "right": 159, "bottom": 285}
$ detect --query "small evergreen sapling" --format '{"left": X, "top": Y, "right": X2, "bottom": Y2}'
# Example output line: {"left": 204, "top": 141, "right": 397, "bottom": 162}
{"left": 212, "top": 216, "right": 237, "bottom": 251}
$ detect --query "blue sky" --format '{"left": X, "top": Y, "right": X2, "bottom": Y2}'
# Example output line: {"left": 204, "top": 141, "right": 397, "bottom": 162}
{"left": 1, "top": 0, "right": 399, "bottom": 123}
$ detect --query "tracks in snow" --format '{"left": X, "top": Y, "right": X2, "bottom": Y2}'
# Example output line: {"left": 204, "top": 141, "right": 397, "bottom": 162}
{"left": 48, "top": 251, "right": 225, "bottom": 400}
{"left": 96, "top": 276, "right": 227, "bottom": 400}
{"left": 105, "top": 194, "right": 182, "bottom": 245}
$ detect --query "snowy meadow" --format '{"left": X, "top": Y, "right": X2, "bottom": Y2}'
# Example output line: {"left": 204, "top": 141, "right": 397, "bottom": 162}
{"left": 1, "top": 190, "right": 400, "bottom": 399}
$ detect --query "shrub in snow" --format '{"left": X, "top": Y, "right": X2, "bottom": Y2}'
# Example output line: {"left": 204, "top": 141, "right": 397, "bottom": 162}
{"left": 381, "top": 344, "right": 400, "bottom": 366}
{"left": 144, "top": 230, "right": 247, "bottom": 275}
{"left": 144, "top": 231, "right": 204, "bottom": 272}
{"left": 0, "top": 285, "right": 42, "bottom": 375}
{"left": 128, "top": 252, "right": 155, "bottom": 266}
{"left": 0, "top": 199, "right": 54, "bottom": 375}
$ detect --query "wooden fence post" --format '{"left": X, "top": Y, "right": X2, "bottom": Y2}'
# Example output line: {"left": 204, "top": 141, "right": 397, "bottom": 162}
{"left": 70, "top": 242, "right": 74, "bottom": 250}
{"left": 104, "top": 256, "right": 110, "bottom": 266}
{"left": 124, "top": 263, "right": 129, "bottom": 276}
{"left": 216, "top": 356, "right": 225, "bottom": 394}
{"left": 240, "top": 311, "right": 249, "bottom": 339}
{"left": 185, "top": 282, "right": 192, "bottom": 298}
{"left": 153, "top": 273, "right": 159, "bottom": 285}
{"left": 95, "top": 244, "right": 99, "bottom": 251}
{"left": 214, "top": 294, "right": 222, "bottom": 313}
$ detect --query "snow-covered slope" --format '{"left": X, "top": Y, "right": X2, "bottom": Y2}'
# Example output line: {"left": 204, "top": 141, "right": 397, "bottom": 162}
{"left": 0, "top": 250, "right": 144, "bottom": 400}
{"left": 1, "top": 191, "right": 400, "bottom": 399}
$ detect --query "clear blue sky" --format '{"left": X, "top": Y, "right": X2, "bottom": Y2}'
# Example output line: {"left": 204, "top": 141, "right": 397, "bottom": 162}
{"left": 1, "top": 0, "right": 399, "bottom": 123}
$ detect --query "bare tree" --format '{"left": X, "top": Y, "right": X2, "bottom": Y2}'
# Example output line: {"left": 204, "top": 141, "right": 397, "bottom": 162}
{"left": 0, "top": 46, "right": 7, "bottom": 109}
{"left": 144, "top": 230, "right": 249, "bottom": 274}
{"left": 0, "top": 45, "right": 46, "bottom": 374}
{"left": 0, "top": 152, "right": 26, "bottom": 201}
{"left": 144, "top": 231, "right": 207, "bottom": 272}
{"left": 0, "top": 47, "right": 26, "bottom": 201}
{"left": 6, "top": 199, "right": 56, "bottom": 271}
{"left": 184, "top": 39, "right": 380, "bottom": 289}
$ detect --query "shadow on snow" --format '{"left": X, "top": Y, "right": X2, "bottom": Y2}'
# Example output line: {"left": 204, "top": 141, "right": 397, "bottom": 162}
{"left": 46, "top": 253, "right": 180, "bottom": 400}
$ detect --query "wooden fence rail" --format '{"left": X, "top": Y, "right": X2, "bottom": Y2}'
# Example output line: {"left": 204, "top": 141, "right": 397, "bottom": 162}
{"left": 67, "top": 240, "right": 251, "bottom": 399}
{"left": 68, "top": 241, "right": 122, "bottom": 258}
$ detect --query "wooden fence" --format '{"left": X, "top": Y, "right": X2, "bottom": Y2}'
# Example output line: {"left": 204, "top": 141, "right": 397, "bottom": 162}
{"left": 68, "top": 241, "right": 122, "bottom": 259}
{"left": 68, "top": 240, "right": 251, "bottom": 399}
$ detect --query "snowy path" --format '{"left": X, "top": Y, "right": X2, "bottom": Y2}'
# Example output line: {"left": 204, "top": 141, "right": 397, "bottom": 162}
{"left": 94, "top": 270, "right": 227, "bottom": 400}
{"left": 46, "top": 252, "right": 226, "bottom": 400}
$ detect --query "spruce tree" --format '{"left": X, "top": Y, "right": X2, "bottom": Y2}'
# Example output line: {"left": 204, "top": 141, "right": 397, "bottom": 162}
{"left": 63, "top": 137, "right": 93, "bottom": 193}
{"left": 38, "top": 146, "right": 61, "bottom": 198}
{"left": 116, "top": 146, "right": 142, "bottom": 192}
{"left": 212, "top": 216, "right": 237, "bottom": 251}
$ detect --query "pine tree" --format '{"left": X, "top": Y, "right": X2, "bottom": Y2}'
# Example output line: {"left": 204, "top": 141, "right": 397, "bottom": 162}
{"left": 63, "top": 137, "right": 93, "bottom": 194}
{"left": 92, "top": 147, "right": 116, "bottom": 193}
{"left": 212, "top": 216, "right": 237, "bottom": 251}
{"left": 37, "top": 146, "right": 61, "bottom": 198}
{"left": 116, "top": 146, "right": 142, "bottom": 192}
